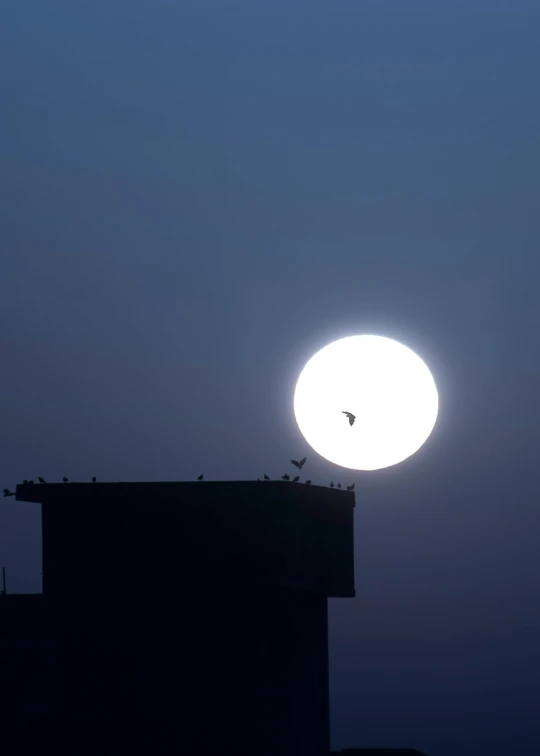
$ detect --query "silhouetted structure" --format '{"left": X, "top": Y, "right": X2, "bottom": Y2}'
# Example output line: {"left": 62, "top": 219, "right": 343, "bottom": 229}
{"left": 333, "top": 750, "right": 431, "bottom": 755}
{"left": 1, "top": 480, "right": 355, "bottom": 755}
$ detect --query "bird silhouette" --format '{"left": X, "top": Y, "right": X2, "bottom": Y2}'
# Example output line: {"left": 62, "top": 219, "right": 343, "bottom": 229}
{"left": 346, "top": 483, "right": 355, "bottom": 491}
{"left": 197, "top": 474, "right": 203, "bottom": 481}
{"left": 263, "top": 474, "right": 270, "bottom": 480}
{"left": 305, "top": 480, "right": 312, "bottom": 485}
{"left": 29, "top": 480, "right": 34, "bottom": 484}
{"left": 38, "top": 477, "right": 46, "bottom": 484}
{"left": 337, "top": 483, "right": 342, "bottom": 489}
{"left": 92, "top": 477, "right": 96, "bottom": 483}
{"left": 330, "top": 481, "right": 334, "bottom": 488}
{"left": 342, "top": 411, "right": 356, "bottom": 426}
{"left": 3, "top": 488, "right": 15, "bottom": 497}
{"left": 292, "top": 475, "right": 300, "bottom": 482}
{"left": 23, "top": 480, "right": 28, "bottom": 484}
{"left": 281, "top": 473, "right": 290, "bottom": 481}
{"left": 291, "top": 457, "right": 307, "bottom": 469}
{"left": 62, "top": 477, "right": 68, "bottom": 483}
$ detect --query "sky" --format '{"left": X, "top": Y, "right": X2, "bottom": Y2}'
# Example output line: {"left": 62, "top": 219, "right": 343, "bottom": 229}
{"left": 1, "top": 1, "right": 540, "bottom": 753}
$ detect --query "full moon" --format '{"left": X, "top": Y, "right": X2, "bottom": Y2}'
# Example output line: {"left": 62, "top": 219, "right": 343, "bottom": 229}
{"left": 293, "top": 335, "right": 439, "bottom": 471}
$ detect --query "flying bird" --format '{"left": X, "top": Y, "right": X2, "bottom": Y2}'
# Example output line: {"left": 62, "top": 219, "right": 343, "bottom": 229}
{"left": 3, "top": 488, "right": 15, "bottom": 497}
{"left": 292, "top": 475, "right": 300, "bottom": 482}
{"left": 305, "top": 480, "right": 312, "bottom": 485}
{"left": 92, "top": 477, "right": 96, "bottom": 483}
{"left": 38, "top": 477, "right": 46, "bottom": 483}
{"left": 291, "top": 457, "right": 307, "bottom": 469}
{"left": 281, "top": 473, "right": 290, "bottom": 481}
{"left": 346, "top": 483, "right": 355, "bottom": 491}
{"left": 330, "top": 481, "right": 334, "bottom": 488}
{"left": 62, "top": 477, "right": 68, "bottom": 483}
{"left": 337, "top": 483, "right": 341, "bottom": 489}
{"left": 197, "top": 474, "right": 203, "bottom": 481}
{"left": 342, "top": 411, "right": 356, "bottom": 426}
{"left": 263, "top": 474, "right": 270, "bottom": 480}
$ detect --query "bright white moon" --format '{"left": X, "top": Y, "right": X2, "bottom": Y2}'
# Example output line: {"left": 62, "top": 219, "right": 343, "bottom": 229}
{"left": 293, "top": 335, "right": 438, "bottom": 471}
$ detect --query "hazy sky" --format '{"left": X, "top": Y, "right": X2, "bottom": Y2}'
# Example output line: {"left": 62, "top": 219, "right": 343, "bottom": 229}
{"left": 2, "top": 2, "right": 540, "bottom": 754}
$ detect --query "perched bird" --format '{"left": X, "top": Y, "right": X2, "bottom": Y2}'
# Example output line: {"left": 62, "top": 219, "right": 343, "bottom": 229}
{"left": 197, "top": 474, "right": 203, "bottom": 481}
{"left": 263, "top": 474, "right": 270, "bottom": 481}
{"left": 62, "top": 477, "right": 68, "bottom": 483}
{"left": 29, "top": 480, "right": 34, "bottom": 484}
{"left": 281, "top": 473, "right": 290, "bottom": 481}
{"left": 330, "top": 481, "right": 334, "bottom": 488}
{"left": 292, "top": 475, "right": 300, "bottom": 482}
{"left": 346, "top": 483, "right": 355, "bottom": 491}
{"left": 291, "top": 457, "right": 307, "bottom": 470}
{"left": 3, "top": 488, "right": 15, "bottom": 497}
{"left": 23, "top": 480, "right": 28, "bottom": 484}
{"left": 342, "top": 411, "right": 356, "bottom": 426}
{"left": 305, "top": 480, "right": 312, "bottom": 485}
{"left": 38, "top": 477, "right": 46, "bottom": 484}
{"left": 92, "top": 477, "right": 96, "bottom": 483}
{"left": 337, "top": 483, "right": 342, "bottom": 489}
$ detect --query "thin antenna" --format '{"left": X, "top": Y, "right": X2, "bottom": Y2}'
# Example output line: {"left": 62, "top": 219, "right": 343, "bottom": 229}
{"left": 0, "top": 566, "right": 5, "bottom": 596}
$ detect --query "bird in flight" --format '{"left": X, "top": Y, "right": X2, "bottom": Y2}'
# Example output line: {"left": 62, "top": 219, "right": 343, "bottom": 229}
{"left": 291, "top": 457, "right": 306, "bottom": 470}
{"left": 342, "top": 411, "right": 356, "bottom": 426}
{"left": 38, "top": 477, "right": 46, "bottom": 483}
{"left": 3, "top": 488, "right": 15, "bottom": 497}
{"left": 197, "top": 474, "right": 203, "bottom": 480}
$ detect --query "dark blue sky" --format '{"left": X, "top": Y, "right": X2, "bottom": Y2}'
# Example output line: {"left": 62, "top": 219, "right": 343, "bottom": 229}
{"left": 2, "top": 2, "right": 540, "bottom": 754}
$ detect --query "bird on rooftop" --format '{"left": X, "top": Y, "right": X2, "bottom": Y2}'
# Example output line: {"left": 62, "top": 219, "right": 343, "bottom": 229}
{"left": 330, "top": 481, "right": 334, "bottom": 488}
{"left": 29, "top": 480, "right": 34, "bottom": 484}
{"left": 263, "top": 474, "right": 270, "bottom": 480}
{"left": 62, "top": 477, "right": 68, "bottom": 483}
{"left": 305, "top": 480, "right": 312, "bottom": 485}
{"left": 337, "top": 483, "right": 342, "bottom": 489}
{"left": 197, "top": 474, "right": 203, "bottom": 480}
{"left": 92, "top": 477, "right": 96, "bottom": 483}
{"left": 342, "top": 411, "right": 356, "bottom": 426}
{"left": 281, "top": 473, "right": 290, "bottom": 481}
{"left": 22, "top": 480, "right": 28, "bottom": 484}
{"left": 292, "top": 475, "right": 300, "bottom": 482}
{"left": 346, "top": 483, "right": 355, "bottom": 491}
{"left": 38, "top": 477, "right": 46, "bottom": 483}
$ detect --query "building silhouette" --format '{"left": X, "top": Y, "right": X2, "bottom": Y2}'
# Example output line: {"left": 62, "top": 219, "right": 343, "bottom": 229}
{"left": 0, "top": 480, "right": 355, "bottom": 755}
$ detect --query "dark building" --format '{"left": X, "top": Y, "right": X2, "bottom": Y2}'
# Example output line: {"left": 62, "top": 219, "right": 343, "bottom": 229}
{"left": 332, "top": 750, "right": 431, "bottom": 755}
{"left": 0, "top": 480, "right": 355, "bottom": 755}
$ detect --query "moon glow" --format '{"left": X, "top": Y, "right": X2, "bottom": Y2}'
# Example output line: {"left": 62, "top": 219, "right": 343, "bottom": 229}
{"left": 293, "top": 335, "right": 439, "bottom": 471}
